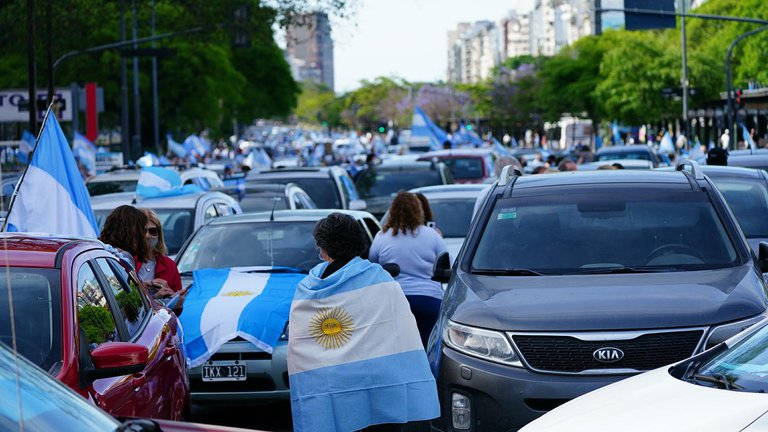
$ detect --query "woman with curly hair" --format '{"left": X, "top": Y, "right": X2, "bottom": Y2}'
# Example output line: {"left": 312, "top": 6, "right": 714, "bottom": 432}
{"left": 369, "top": 191, "right": 447, "bottom": 347}
{"left": 98, "top": 205, "right": 151, "bottom": 270}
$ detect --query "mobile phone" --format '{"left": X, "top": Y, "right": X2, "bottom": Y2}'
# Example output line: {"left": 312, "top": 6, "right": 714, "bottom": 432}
{"left": 426, "top": 221, "right": 436, "bottom": 228}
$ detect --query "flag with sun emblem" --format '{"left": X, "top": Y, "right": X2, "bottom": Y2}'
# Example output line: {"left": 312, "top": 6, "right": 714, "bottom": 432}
{"left": 288, "top": 257, "right": 440, "bottom": 432}
{"left": 180, "top": 268, "right": 305, "bottom": 368}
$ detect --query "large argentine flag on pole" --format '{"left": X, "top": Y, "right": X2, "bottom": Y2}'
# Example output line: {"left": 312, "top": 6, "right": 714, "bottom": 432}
{"left": 5, "top": 111, "right": 99, "bottom": 237}
{"left": 288, "top": 257, "right": 440, "bottom": 431}
{"left": 180, "top": 268, "right": 305, "bottom": 368}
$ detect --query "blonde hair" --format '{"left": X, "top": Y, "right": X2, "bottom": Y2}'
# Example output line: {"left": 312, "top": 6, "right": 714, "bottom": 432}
{"left": 140, "top": 208, "right": 168, "bottom": 256}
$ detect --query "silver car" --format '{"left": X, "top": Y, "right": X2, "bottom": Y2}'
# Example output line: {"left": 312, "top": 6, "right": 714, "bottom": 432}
{"left": 87, "top": 167, "right": 224, "bottom": 196}
{"left": 91, "top": 191, "right": 241, "bottom": 256}
{"left": 174, "top": 209, "right": 382, "bottom": 405}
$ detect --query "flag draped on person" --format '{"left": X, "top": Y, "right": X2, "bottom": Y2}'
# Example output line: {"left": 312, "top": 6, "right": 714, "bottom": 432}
{"left": 135, "top": 166, "right": 199, "bottom": 198}
{"left": 741, "top": 124, "right": 757, "bottom": 152}
{"left": 72, "top": 132, "right": 97, "bottom": 177}
{"left": 411, "top": 106, "right": 451, "bottom": 150}
{"left": 180, "top": 268, "right": 305, "bottom": 367}
{"left": 288, "top": 257, "right": 440, "bottom": 432}
{"left": 5, "top": 111, "right": 99, "bottom": 237}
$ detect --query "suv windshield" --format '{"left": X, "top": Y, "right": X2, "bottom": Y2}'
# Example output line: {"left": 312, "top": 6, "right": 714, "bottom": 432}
{"left": 177, "top": 221, "right": 320, "bottom": 273}
{"left": 693, "top": 322, "right": 768, "bottom": 393}
{"left": 0, "top": 268, "right": 62, "bottom": 372}
{"left": 471, "top": 187, "right": 739, "bottom": 274}
{"left": 356, "top": 168, "right": 443, "bottom": 198}
{"left": 709, "top": 177, "right": 768, "bottom": 238}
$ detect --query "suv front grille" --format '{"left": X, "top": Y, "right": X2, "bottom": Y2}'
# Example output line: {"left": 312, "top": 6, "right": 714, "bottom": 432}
{"left": 511, "top": 329, "right": 704, "bottom": 374}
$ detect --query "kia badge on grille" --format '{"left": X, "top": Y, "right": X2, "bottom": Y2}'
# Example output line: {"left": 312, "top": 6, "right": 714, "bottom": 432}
{"left": 593, "top": 347, "right": 624, "bottom": 363}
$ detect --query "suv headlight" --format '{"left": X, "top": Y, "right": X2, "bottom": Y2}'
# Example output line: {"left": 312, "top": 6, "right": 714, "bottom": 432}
{"left": 704, "top": 312, "right": 768, "bottom": 349}
{"left": 443, "top": 320, "right": 522, "bottom": 367}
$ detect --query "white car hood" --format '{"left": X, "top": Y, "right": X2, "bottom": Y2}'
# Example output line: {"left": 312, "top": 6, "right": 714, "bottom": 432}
{"left": 521, "top": 367, "right": 768, "bottom": 432}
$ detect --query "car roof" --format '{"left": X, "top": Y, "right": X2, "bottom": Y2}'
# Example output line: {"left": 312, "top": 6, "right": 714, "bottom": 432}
{"left": 247, "top": 168, "right": 333, "bottom": 180}
{"left": 596, "top": 144, "right": 654, "bottom": 154}
{"left": 500, "top": 170, "right": 693, "bottom": 191}
{"left": 205, "top": 209, "right": 376, "bottom": 225}
{"left": 0, "top": 234, "right": 104, "bottom": 267}
{"left": 87, "top": 167, "right": 219, "bottom": 183}
{"left": 410, "top": 184, "right": 487, "bottom": 195}
{"left": 700, "top": 165, "right": 764, "bottom": 179}
{"left": 417, "top": 149, "right": 492, "bottom": 158}
{"left": 366, "top": 161, "right": 437, "bottom": 170}
{"left": 90, "top": 190, "right": 233, "bottom": 210}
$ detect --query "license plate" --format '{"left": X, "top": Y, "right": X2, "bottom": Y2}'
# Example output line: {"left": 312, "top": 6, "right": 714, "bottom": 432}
{"left": 202, "top": 361, "right": 247, "bottom": 382}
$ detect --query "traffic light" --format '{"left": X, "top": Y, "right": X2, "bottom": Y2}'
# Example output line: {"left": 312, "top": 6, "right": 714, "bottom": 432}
{"left": 466, "top": 124, "right": 473, "bottom": 131}
{"left": 736, "top": 89, "right": 743, "bottom": 108}
{"left": 377, "top": 122, "right": 386, "bottom": 133}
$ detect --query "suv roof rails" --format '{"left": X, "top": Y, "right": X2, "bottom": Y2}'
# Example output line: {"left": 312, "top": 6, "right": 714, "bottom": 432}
{"left": 675, "top": 159, "right": 704, "bottom": 181}
{"left": 498, "top": 164, "right": 523, "bottom": 186}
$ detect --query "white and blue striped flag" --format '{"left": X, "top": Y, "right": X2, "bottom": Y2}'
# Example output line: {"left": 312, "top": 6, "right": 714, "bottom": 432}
{"left": 18, "top": 130, "right": 36, "bottom": 165}
{"left": 72, "top": 132, "right": 97, "bottom": 177}
{"left": 135, "top": 166, "right": 199, "bottom": 198}
{"left": 288, "top": 257, "right": 440, "bottom": 431}
{"left": 6, "top": 113, "right": 99, "bottom": 237}
{"left": 180, "top": 268, "right": 305, "bottom": 367}
{"left": 167, "top": 134, "right": 189, "bottom": 158}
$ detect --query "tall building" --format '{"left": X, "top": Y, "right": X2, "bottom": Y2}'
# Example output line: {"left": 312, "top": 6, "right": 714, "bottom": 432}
{"left": 285, "top": 12, "right": 335, "bottom": 92}
{"left": 448, "top": 23, "right": 472, "bottom": 83}
{"left": 501, "top": 11, "right": 531, "bottom": 59}
{"left": 447, "top": 21, "right": 500, "bottom": 84}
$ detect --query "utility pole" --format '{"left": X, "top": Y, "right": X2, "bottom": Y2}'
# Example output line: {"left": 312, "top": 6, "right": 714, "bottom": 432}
{"left": 26, "top": 0, "right": 37, "bottom": 134}
{"left": 46, "top": 0, "right": 53, "bottom": 105}
{"left": 151, "top": 0, "right": 161, "bottom": 156}
{"left": 681, "top": 0, "right": 690, "bottom": 145}
{"left": 120, "top": 0, "right": 130, "bottom": 159}
{"left": 132, "top": 0, "right": 142, "bottom": 161}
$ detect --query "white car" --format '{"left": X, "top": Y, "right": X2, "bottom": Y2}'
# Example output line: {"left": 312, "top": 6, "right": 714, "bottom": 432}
{"left": 91, "top": 191, "right": 241, "bottom": 256}
{"left": 87, "top": 167, "right": 224, "bottom": 196}
{"left": 521, "top": 319, "right": 768, "bottom": 432}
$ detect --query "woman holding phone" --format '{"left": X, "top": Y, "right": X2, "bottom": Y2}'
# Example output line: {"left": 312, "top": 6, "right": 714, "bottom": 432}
{"left": 136, "top": 209, "right": 183, "bottom": 303}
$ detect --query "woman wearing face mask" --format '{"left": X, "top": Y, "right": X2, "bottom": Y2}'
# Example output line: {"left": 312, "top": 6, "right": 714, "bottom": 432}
{"left": 136, "top": 208, "right": 182, "bottom": 299}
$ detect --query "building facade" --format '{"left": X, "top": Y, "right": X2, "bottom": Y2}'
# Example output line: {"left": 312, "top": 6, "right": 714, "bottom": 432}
{"left": 285, "top": 12, "right": 335, "bottom": 92}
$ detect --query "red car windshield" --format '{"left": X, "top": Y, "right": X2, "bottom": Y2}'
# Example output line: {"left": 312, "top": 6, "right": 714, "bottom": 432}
{"left": 0, "top": 268, "right": 62, "bottom": 373}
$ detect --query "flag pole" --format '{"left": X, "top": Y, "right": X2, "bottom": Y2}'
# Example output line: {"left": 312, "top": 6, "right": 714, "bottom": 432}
{"left": 2, "top": 103, "right": 55, "bottom": 232}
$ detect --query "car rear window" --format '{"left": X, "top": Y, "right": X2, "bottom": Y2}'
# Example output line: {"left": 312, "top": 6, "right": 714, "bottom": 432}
{"left": 87, "top": 180, "right": 137, "bottom": 196}
{"left": 430, "top": 198, "right": 476, "bottom": 238}
{"left": 596, "top": 151, "right": 651, "bottom": 162}
{"left": 94, "top": 208, "right": 194, "bottom": 256}
{"left": 0, "top": 268, "right": 62, "bottom": 372}
{"left": 441, "top": 158, "right": 485, "bottom": 180}
{"left": 239, "top": 192, "right": 289, "bottom": 213}
{"left": 248, "top": 178, "right": 340, "bottom": 209}
{"left": 356, "top": 169, "right": 443, "bottom": 198}
{"left": 471, "top": 187, "right": 739, "bottom": 275}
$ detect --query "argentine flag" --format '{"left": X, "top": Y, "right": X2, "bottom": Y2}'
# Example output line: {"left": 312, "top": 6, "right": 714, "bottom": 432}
{"left": 288, "top": 258, "right": 440, "bottom": 431}
{"left": 411, "top": 106, "right": 451, "bottom": 151}
{"left": 18, "top": 130, "right": 35, "bottom": 165}
{"left": 180, "top": 268, "right": 305, "bottom": 367}
{"left": 6, "top": 114, "right": 99, "bottom": 237}
{"left": 135, "top": 166, "right": 199, "bottom": 198}
{"left": 72, "top": 132, "right": 97, "bottom": 177}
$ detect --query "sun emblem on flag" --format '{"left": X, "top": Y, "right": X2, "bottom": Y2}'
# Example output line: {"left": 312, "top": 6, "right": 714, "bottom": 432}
{"left": 309, "top": 307, "right": 354, "bottom": 349}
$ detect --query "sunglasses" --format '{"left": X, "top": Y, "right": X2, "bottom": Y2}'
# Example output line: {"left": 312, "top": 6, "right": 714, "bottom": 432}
{"left": 145, "top": 227, "right": 159, "bottom": 236}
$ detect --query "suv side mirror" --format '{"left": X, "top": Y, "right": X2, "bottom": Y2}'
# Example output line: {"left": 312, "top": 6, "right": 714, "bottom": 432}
{"left": 432, "top": 251, "right": 451, "bottom": 283}
{"left": 759, "top": 242, "right": 768, "bottom": 273}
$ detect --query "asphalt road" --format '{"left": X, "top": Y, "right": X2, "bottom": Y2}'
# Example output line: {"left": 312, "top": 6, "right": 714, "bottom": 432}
{"left": 192, "top": 402, "right": 293, "bottom": 431}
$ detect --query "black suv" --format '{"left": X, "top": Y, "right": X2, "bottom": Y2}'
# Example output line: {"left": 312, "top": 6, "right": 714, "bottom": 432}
{"left": 429, "top": 161, "right": 768, "bottom": 431}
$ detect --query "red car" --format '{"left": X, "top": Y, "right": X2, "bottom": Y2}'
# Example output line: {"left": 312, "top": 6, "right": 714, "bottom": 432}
{"left": 417, "top": 149, "right": 494, "bottom": 184}
{"left": 0, "top": 234, "right": 190, "bottom": 420}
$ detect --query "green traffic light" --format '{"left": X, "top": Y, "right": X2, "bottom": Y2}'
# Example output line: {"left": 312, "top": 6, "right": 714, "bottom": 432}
{"left": 466, "top": 124, "right": 473, "bottom": 131}
{"left": 378, "top": 127, "right": 386, "bottom": 133}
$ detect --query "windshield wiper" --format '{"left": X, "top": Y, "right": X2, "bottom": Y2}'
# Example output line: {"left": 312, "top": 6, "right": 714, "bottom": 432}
{"left": 691, "top": 373, "right": 743, "bottom": 390}
{"left": 473, "top": 268, "right": 545, "bottom": 276}
{"left": 577, "top": 266, "right": 661, "bottom": 275}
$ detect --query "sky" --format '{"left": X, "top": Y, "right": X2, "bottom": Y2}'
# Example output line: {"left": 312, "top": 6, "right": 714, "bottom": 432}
{"left": 330, "top": 0, "right": 533, "bottom": 94}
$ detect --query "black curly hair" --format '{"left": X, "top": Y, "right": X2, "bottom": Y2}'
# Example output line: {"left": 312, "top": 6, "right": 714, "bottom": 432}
{"left": 313, "top": 213, "right": 366, "bottom": 261}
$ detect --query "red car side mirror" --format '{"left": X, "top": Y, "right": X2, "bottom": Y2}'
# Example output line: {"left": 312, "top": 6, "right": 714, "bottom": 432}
{"left": 86, "top": 342, "right": 148, "bottom": 382}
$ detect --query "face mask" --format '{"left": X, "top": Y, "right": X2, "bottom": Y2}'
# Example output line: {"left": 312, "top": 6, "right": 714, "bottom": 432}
{"left": 148, "top": 237, "right": 159, "bottom": 250}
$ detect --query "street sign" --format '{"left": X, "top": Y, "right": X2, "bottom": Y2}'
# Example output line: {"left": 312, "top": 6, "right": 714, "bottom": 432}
{"left": 0, "top": 89, "right": 73, "bottom": 123}
{"left": 661, "top": 87, "right": 697, "bottom": 98}
{"left": 624, "top": 0, "right": 676, "bottom": 30}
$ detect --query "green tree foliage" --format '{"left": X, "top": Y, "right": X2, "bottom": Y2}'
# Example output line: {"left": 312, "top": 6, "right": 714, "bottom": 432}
{"left": 340, "top": 77, "right": 410, "bottom": 129}
{"left": 0, "top": 0, "right": 351, "bottom": 144}
{"left": 296, "top": 81, "right": 341, "bottom": 126}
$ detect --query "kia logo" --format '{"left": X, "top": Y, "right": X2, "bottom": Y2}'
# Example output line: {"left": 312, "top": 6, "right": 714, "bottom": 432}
{"left": 593, "top": 347, "right": 624, "bottom": 363}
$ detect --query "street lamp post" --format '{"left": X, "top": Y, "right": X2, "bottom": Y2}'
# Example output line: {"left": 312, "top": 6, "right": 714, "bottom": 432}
{"left": 726, "top": 25, "right": 768, "bottom": 150}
